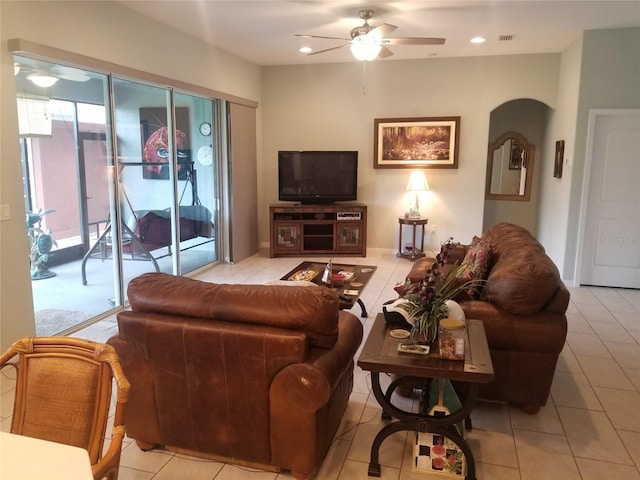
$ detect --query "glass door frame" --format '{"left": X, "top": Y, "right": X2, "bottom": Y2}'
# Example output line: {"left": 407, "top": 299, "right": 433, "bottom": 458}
{"left": 15, "top": 50, "right": 226, "bottom": 335}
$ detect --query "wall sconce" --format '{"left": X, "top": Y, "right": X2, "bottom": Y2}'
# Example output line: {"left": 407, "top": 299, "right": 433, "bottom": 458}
{"left": 406, "top": 171, "right": 429, "bottom": 218}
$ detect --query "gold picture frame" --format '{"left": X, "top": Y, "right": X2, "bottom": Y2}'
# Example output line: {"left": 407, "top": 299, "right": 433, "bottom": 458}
{"left": 374, "top": 116, "right": 460, "bottom": 169}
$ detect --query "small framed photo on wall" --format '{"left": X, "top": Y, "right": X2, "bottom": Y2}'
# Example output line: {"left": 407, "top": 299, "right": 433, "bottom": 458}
{"left": 554, "top": 140, "right": 565, "bottom": 178}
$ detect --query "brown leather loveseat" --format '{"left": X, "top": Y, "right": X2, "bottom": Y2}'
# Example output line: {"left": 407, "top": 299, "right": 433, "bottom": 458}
{"left": 402, "top": 222, "right": 569, "bottom": 412}
{"left": 107, "top": 272, "right": 363, "bottom": 479}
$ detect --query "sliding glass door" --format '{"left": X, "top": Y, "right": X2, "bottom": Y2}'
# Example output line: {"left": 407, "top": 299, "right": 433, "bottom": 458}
{"left": 17, "top": 56, "right": 119, "bottom": 335}
{"left": 15, "top": 55, "right": 222, "bottom": 335}
{"left": 110, "top": 80, "right": 219, "bottom": 284}
{"left": 174, "top": 92, "right": 219, "bottom": 275}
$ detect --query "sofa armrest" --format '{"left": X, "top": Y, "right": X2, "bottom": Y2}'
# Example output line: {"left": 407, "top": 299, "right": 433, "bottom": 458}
{"left": 269, "top": 312, "right": 362, "bottom": 474}
{"left": 459, "top": 300, "right": 567, "bottom": 354}
{"left": 269, "top": 311, "right": 363, "bottom": 410}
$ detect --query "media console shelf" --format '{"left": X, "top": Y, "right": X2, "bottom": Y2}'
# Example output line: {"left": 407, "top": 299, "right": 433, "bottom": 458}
{"left": 270, "top": 203, "right": 367, "bottom": 257}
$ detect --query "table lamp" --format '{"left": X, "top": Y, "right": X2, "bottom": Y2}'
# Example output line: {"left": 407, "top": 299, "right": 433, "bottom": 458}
{"left": 406, "top": 171, "right": 429, "bottom": 218}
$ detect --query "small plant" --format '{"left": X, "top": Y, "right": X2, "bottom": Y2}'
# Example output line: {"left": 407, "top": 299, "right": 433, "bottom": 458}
{"left": 27, "top": 208, "right": 58, "bottom": 280}
{"left": 399, "top": 237, "right": 484, "bottom": 343}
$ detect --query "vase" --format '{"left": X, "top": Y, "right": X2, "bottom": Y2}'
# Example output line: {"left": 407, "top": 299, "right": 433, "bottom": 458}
{"left": 444, "top": 299, "right": 465, "bottom": 321}
{"left": 410, "top": 323, "right": 438, "bottom": 346}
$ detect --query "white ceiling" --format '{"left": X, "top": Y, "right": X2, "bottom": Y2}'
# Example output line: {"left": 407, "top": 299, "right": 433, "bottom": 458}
{"left": 117, "top": 0, "right": 640, "bottom": 66}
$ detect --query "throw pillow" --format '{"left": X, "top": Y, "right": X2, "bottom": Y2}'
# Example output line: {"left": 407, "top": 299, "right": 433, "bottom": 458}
{"left": 456, "top": 236, "right": 491, "bottom": 297}
{"left": 456, "top": 236, "right": 480, "bottom": 281}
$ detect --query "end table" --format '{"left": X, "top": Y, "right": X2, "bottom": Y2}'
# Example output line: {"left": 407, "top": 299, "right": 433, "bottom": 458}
{"left": 396, "top": 217, "right": 428, "bottom": 260}
{"left": 357, "top": 314, "right": 494, "bottom": 479}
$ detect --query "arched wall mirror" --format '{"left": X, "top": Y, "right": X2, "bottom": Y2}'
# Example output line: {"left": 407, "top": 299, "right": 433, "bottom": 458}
{"left": 485, "top": 131, "right": 535, "bottom": 201}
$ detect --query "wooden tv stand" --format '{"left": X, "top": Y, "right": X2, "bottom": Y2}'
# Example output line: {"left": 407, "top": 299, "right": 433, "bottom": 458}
{"left": 270, "top": 203, "right": 367, "bottom": 258}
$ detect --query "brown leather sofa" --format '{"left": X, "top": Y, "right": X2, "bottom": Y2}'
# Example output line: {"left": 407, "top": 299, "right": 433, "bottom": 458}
{"left": 402, "top": 222, "right": 569, "bottom": 413}
{"left": 107, "top": 272, "right": 363, "bottom": 480}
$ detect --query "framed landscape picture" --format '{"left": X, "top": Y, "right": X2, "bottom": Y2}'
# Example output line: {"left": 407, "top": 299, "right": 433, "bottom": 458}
{"left": 374, "top": 117, "right": 460, "bottom": 169}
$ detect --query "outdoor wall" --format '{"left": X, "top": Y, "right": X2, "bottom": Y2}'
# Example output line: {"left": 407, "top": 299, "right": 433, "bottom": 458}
{"left": 261, "top": 54, "right": 560, "bottom": 253}
{"left": 0, "top": 0, "right": 262, "bottom": 351}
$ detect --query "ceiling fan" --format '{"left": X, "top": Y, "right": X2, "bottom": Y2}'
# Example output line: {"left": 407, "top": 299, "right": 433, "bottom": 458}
{"left": 295, "top": 9, "right": 445, "bottom": 61}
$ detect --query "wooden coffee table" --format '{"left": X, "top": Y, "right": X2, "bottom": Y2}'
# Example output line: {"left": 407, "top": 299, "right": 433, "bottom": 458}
{"left": 281, "top": 261, "right": 376, "bottom": 317}
{"left": 357, "top": 314, "right": 494, "bottom": 479}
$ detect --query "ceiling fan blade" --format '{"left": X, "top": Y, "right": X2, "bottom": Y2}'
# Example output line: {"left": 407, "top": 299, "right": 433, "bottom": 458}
{"left": 295, "top": 34, "right": 351, "bottom": 41}
{"left": 56, "top": 72, "right": 91, "bottom": 82}
{"left": 378, "top": 46, "right": 394, "bottom": 58}
{"left": 307, "top": 44, "right": 350, "bottom": 56}
{"left": 50, "top": 66, "right": 91, "bottom": 82}
{"left": 382, "top": 37, "right": 446, "bottom": 46}
{"left": 368, "top": 23, "right": 397, "bottom": 38}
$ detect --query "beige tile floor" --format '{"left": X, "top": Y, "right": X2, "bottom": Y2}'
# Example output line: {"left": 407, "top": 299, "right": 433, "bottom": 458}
{"left": 1, "top": 249, "right": 639, "bottom": 480}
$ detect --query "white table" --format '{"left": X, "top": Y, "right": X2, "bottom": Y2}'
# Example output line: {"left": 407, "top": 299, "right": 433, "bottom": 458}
{"left": 0, "top": 431, "right": 93, "bottom": 480}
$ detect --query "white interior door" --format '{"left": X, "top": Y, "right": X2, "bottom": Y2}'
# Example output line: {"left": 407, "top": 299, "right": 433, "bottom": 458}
{"left": 580, "top": 109, "right": 640, "bottom": 288}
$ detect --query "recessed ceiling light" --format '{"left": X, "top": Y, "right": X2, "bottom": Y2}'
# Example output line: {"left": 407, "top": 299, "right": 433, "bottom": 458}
{"left": 471, "top": 36, "right": 486, "bottom": 44}
{"left": 299, "top": 46, "right": 312, "bottom": 54}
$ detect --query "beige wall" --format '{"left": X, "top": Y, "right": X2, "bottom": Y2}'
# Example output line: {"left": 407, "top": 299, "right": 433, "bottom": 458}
{"left": 0, "top": 1, "right": 262, "bottom": 350}
{"left": 537, "top": 33, "right": 583, "bottom": 277}
{"left": 261, "top": 28, "right": 639, "bottom": 286}
{"left": 261, "top": 54, "right": 560, "bottom": 252}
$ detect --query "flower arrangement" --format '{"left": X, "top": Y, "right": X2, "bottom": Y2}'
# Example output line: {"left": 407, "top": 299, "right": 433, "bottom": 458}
{"left": 399, "top": 237, "right": 483, "bottom": 343}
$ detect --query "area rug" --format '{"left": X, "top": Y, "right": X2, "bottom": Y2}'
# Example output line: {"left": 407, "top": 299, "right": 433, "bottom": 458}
{"left": 35, "top": 309, "right": 93, "bottom": 336}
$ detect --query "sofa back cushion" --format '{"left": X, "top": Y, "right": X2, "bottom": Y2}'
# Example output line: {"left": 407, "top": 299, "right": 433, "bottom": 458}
{"left": 127, "top": 272, "right": 340, "bottom": 348}
{"left": 480, "top": 223, "right": 564, "bottom": 315}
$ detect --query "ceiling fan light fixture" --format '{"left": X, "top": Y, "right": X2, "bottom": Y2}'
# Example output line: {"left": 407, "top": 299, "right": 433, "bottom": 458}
{"left": 350, "top": 37, "right": 382, "bottom": 61}
{"left": 299, "top": 46, "right": 312, "bottom": 54}
{"left": 27, "top": 73, "right": 59, "bottom": 88}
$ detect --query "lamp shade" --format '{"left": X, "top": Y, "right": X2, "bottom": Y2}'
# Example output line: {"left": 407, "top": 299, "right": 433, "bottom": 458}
{"left": 406, "top": 171, "right": 429, "bottom": 192}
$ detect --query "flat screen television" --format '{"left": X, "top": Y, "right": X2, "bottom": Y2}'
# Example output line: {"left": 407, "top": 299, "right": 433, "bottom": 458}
{"left": 278, "top": 150, "right": 358, "bottom": 204}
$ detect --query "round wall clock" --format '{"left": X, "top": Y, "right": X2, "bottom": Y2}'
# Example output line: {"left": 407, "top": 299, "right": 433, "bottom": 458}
{"left": 197, "top": 145, "right": 213, "bottom": 166}
{"left": 199, "top": 122, "right": 212, "bottom": 136}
